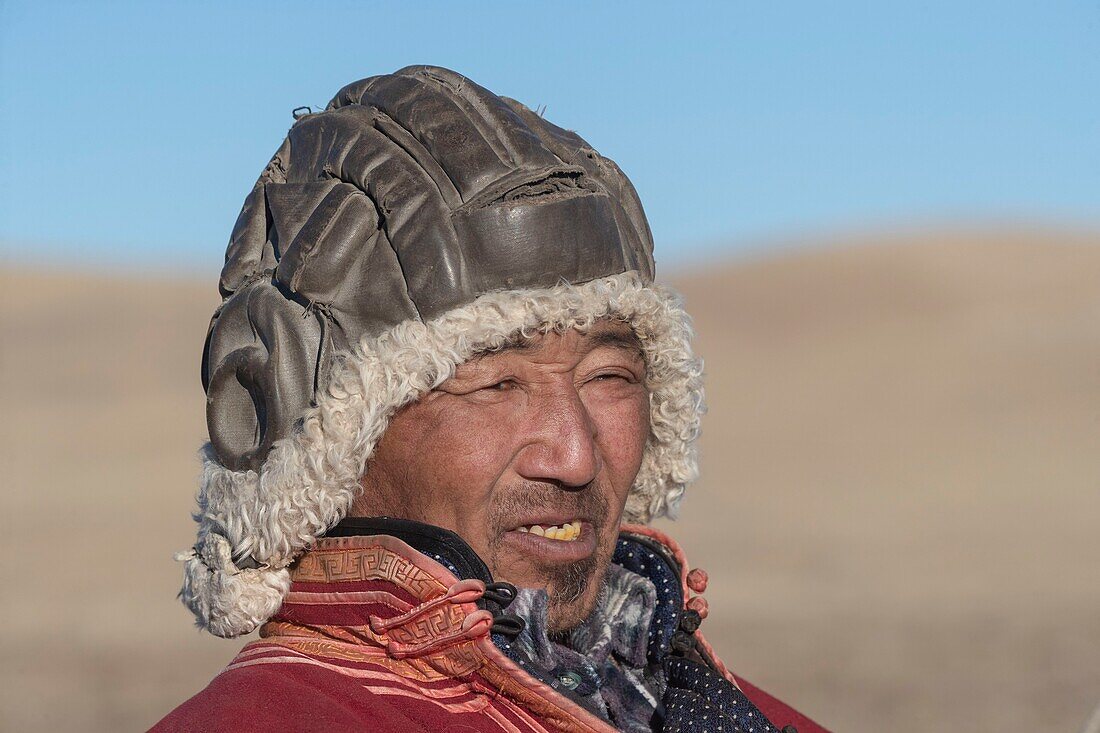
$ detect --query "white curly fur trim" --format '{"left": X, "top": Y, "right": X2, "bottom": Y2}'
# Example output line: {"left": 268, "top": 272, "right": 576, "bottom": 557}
{"left": 180, "top": 272, "right": 704, "bottom": 637}
{"left": 175, "top": 531, "right": 291, "bottom": 638}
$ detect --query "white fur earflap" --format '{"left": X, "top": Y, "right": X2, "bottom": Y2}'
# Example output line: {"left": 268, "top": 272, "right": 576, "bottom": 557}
{"left": 180, "top": 272, "right": 704, "bottom": 637}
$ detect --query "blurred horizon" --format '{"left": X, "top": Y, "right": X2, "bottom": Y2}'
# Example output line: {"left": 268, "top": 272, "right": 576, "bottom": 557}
{"left": 2, "top": 1, "right": 1099, "bottom": 272}
{"left": 4, "top": 218, "right": 1100, "bottom": 281}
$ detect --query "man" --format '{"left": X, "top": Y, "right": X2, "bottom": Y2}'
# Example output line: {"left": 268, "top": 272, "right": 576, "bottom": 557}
{"left": 156, "top": 66, "right": 826, "bottom": 732}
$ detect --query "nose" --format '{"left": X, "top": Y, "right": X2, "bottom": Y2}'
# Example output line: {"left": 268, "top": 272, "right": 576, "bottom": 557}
{"left": 514, "top": 383, "right": 601, "bottom": 490}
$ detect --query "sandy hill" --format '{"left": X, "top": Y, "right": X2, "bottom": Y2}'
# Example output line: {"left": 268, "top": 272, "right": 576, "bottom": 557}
{"left": 2, "top": 228, "right": 1098, "bottom": 732}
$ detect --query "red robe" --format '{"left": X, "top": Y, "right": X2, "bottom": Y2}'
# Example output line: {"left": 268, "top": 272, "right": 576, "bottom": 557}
{"left": 154, "top": 526, "right": 828, "bottom": 732}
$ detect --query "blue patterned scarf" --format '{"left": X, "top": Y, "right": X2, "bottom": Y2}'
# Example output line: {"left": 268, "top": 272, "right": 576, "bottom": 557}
{"left": 509, "top": 563, "right": 665, "bottom": 731}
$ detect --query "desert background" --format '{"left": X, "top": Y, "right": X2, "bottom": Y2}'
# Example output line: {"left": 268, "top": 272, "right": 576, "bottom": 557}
{"left": 2, "top": 225, "right": 1098, "bottom": 732}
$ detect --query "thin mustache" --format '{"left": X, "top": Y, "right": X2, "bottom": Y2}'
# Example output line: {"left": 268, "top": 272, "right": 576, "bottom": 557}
{"left": 487, "top": 481, "right": 610, "bottom": 534}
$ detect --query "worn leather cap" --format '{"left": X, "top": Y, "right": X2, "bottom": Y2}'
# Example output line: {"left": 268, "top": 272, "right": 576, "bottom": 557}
{"left": 203, "top": 65, "right": 655, "bottom": 472}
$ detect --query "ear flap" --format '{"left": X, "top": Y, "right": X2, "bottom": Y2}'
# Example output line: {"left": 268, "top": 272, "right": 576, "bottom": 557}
{"left": 205, "top": 344, "right": 269, "bottom": 470}
{"left": 203, "top": 281, "right": 325, "bottom": 471}
{"left": 204, "top": 177, "right": 387, "bottom": 472}
{"left": 204, "top": 138, "right": 401, "bottom": 473}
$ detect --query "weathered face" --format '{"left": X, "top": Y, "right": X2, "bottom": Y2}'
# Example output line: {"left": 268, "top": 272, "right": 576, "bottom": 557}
{"left": 354, "top": 319, "right": 650, "bottom": 631}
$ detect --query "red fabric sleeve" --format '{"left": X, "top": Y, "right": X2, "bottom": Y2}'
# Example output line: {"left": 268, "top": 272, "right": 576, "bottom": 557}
{"left": 150, "top": 663, "right": 433, "bottom": 733}
{"left": 734, "top": 675, "right": 831, "bottom": 733}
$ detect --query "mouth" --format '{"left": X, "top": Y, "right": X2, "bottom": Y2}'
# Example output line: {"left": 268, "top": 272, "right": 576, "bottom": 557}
{"left": 515, "top": 521, "right": 583, "bottom": 542}
{"left": 503, "top": 520, "right": 598, "bottom": 562}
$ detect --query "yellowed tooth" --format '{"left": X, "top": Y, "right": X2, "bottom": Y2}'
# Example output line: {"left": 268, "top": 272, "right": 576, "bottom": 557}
{"left": 548, "top": 527, "right": 562, "bottom": 540}
{"left": 517, "top": 526, "right": 529, "bottom": 533}
{"left": 530, "top": 525, "right": 545, "bottom": 537}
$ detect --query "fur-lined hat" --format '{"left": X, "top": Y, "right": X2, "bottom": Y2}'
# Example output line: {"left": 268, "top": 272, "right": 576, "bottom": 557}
{"left": 179, "top": 65, "right": 704, "bottom": 638}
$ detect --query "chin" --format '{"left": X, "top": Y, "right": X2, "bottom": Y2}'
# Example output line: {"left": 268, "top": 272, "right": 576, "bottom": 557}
{"left": 546, "top": 592, "right": 601, "bottom": 634}
{"left": 543, "top": 555, "right": 604, "bottom": 632}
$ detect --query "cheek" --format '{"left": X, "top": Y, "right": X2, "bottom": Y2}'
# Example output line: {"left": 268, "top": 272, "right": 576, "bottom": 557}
{"left": 435, "top": 405, "right": 517, "bottom": 482}
{"left": 590, "top": 390, "right": 650, "bottom": 491}
{"left": 368, "top": 401, "right": 513, "bottom": 537}
{"left": 408, "top": 404, "right": 517, "bottom": 534}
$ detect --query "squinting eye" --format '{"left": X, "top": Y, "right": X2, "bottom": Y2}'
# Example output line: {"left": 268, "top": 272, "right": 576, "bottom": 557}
{"left": 483, "top": 379, "right": 515, "bottom": 391}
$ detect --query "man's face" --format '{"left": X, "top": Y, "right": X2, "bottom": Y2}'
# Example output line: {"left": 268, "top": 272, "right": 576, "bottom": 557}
{"left": 354, "top": 319, "right": 650, "bottom": 631}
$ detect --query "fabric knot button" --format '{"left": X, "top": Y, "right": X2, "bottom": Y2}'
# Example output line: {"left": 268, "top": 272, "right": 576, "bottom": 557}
{"left": 670, "top": 630, "right": 695, "bottom": 654}
{"left": 687, "top": 568, "right": 709, "bottom": 593}
{"left": 557, "top": 671, "right": 582, "bottom": 690}
{"left": 679, "top": 609, "right": 702, "bottom": 633}
{"left": 687, "top": 595, "right": 709, "bottom": 619}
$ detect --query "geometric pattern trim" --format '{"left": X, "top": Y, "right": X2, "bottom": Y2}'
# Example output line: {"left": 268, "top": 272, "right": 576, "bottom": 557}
{"left": 293, "top": 537, "right": 446, "bottom": 599}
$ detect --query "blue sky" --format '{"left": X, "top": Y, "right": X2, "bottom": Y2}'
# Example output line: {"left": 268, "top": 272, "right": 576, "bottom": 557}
{"left": 1, "top": 1, "right": 1098, "bottom": 274}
